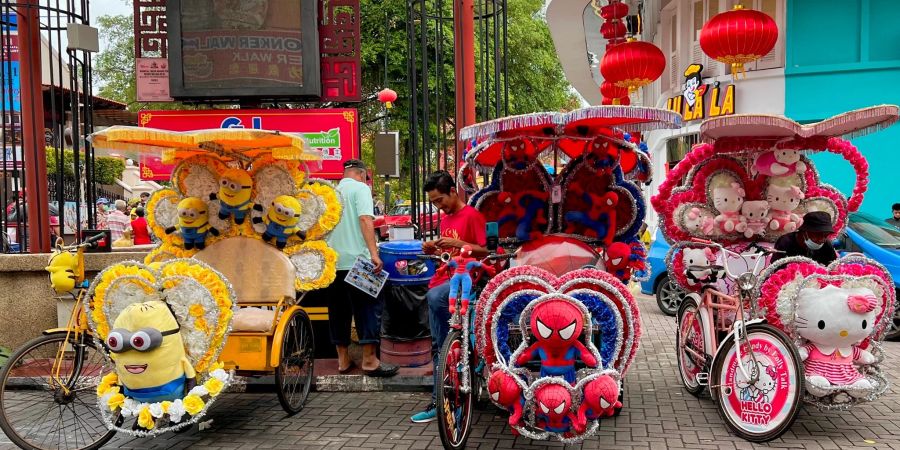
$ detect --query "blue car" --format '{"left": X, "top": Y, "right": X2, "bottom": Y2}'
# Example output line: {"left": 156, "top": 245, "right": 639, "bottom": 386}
{"left": 641, "top": 213, "right": 900, "bottom": 339}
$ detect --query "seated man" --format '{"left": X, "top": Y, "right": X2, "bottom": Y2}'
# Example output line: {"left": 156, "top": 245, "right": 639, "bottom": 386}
{"left": 771, "top": 211, "right": 838, "bottom": 266}
{"left": 411, "top": 171, "right": 487, "bottom": 423}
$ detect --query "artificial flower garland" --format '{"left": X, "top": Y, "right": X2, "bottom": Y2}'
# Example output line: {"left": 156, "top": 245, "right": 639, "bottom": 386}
{"left": 285, "top": 240, "right": 338, "bottom": 291}
{"left": 304, "top": 180, "right": 342, "bottom": 240}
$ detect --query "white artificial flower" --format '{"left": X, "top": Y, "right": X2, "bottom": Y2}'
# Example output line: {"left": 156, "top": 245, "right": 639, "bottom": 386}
{"left": 121, "top": 398, "right": 141, "bottom": 418}
{"left": 210, "top": 369, "right": 229, "bottom": 382}
{"left": 149, "top": 402, "right": 165, "bottom": 418}
{"left": 167, "top": 399, "right": 186, "bottom": 423}
{"left": 189, "top": 385, "right": 209, "bottom": 397}
{"left": 100, "top": 392, "right": 114, "bottom": 408}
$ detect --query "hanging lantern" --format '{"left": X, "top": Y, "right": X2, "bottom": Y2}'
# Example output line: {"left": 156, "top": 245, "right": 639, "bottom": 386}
{"left": 600, "top": 39, "right": 666, "bottom": 95}
{"left": 377, "top": 88, "right": 398, "bottom": 109}
{"left": 599, "top": 2, "right": 628, "bottom": 20}
{"left": 600, "top": 96, "right": 630, "bottom": 106}
{"left": 699, "top": 5, "right": 778, "bottom": 79}
{"left": 600, "top": 81, "right": 628, "bottom": 100}
{"left": 600, "top": 21, "right": 627, "bottom": 40}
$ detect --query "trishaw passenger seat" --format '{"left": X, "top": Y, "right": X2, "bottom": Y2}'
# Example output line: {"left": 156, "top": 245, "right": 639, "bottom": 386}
{"left": 194, "top": 236, "right": 296, "bottom": 332}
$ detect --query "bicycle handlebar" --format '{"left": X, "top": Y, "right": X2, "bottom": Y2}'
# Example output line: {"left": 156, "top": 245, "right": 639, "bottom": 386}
{"left": 58, "top": 233, "right": 105, "bottom": 252}
{"left": 686, "top": 239, "right": 784, "bottom": 281}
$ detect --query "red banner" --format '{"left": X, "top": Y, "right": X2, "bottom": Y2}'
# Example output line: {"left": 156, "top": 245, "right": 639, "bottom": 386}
{"left": 138, "top": 109, "right": 360, "bottom": 180}
{"left": 139, "top": 153, "right": 173, "bottom": 181}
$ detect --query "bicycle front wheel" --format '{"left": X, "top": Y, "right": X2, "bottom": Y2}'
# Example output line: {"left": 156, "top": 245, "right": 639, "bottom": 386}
{"left": 710, "top": 323, "right": 803, "bottom": 443}
{"left": 0, "top": 332, "right": 116, "bottom": 450}
{"left": 436, "top": 330, "right": 474, "bottom": 450}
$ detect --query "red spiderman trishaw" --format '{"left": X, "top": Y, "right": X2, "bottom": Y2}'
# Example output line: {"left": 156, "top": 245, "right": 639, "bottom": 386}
{"left": 652, "top": 106, "right": 899, "bottom": 442}
{"left": 431, "top": 106, "right": 682, "bottom": 448}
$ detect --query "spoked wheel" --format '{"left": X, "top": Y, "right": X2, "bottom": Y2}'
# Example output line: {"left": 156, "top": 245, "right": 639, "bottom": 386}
{"left": 275, "top": 309, "right": 315, "bottom": 415}
{"left": 436, "top": 330, "right": 474, "bottom": 450}
{"left": 0, "top": 332, "right": 116, "bottom": 450}
{"left": 676, "top": 297, "right": 708, "bottom": 397}
{"left": 710, "top": 323, "right": 803, "bottom": 443}
{"left": 656, "top": 275, "right": 683, "bottom": 316}
{"left": 885, "top": 291, "right": 900, "bottom": 341}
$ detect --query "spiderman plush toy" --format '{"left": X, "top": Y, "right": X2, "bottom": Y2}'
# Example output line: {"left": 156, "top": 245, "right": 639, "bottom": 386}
{"left": 446, "top": 245, "right": 482, "bottom": 316}
{"left": 603, "top": 242, "right": 635, "bottom": 282}
{"left": 564, "top": 191, "right": 619, "bottom": 245}
{"left": 516, "top": 299, "right": 598, "bottom": 384}
{"left": 534, "top": 383, "right": 577, "bottom": 435}
{"left": 574, "top": 375, "right": 621, "bottom": 433}
{"left": 497, "top": 190, "right": 549, "bottom": 241}
{"left": 487, "top": 370, "right": 524, "bottom": 427}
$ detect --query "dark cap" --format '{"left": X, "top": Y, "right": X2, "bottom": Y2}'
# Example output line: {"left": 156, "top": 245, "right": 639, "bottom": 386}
{"left": 343, "top": 159, "right": 367, "bottom": 170}
{"left": 799, "top": 211, "right": 834, "bottom": 233}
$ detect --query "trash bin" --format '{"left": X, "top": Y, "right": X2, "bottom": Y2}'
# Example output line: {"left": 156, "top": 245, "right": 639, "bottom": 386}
{"left": 378, "top": 240, "right": 435, "bottom": 285}
{"left": 378, "top": 241, "right": 433, "bottom": 367}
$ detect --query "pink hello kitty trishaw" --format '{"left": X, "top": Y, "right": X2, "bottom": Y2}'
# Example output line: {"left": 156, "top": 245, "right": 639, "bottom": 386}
{"left": 651, "top": 105, "right": 899, "bottom": 442}
{"left": 432, "top": 106, "right": 680, "bottom": 449}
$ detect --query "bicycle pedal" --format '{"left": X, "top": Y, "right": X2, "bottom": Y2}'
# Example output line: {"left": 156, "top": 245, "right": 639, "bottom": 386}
{"left": 695, "top": 372, "right": 709, "bottom": 386}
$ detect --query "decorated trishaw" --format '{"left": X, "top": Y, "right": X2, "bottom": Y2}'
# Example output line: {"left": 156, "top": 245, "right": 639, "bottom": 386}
{"left": 432, "top": 106, "right": 681, "bottom": 448}
{"left": 59, "top": 127, "right": 341, "bottom": 442}
{"left": 651, "top": 106, "right": 899, "bottom": 442}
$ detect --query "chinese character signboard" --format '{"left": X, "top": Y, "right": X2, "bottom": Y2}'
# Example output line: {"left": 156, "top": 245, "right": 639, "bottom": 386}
{"left": 665, "top": 64, "right": 735, "bottom": 122}
{"left": 138, "top": 108, "right": 359, "bottom": 180}
{"left": 136, "top": 58, "right": 173, "bottom": 102}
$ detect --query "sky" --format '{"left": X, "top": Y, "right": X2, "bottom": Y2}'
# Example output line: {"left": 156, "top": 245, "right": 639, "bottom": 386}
{"left": 89, "top": 0, "right": 132, "bottom": 23}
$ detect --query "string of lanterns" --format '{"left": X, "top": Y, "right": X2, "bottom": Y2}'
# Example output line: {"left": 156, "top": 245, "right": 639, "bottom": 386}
{"left": 596, "top": 1, "right": 665, "bottom": 105}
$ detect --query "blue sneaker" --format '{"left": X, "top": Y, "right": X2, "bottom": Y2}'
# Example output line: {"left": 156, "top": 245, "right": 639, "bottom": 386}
{"left": 410, "top": 403, "right": 437, "bottom": 423}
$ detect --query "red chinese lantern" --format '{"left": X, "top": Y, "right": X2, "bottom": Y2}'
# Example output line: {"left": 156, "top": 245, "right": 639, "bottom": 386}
{"left": 600, "top": 81, "right": 628, "bottom": 99}
{"left": 600, "top": 96, "right": 630, "bottom": 106}
{"left": 600, "top": 21, "right": 627, "bottom": 40}
{"left": 377, "top": 88, "right": 398, "bottom": 109}
{"left": 600, "top": 39, "right": 666, "bottom": 95}
{"left": 600, "top": 2, "right": 628, "bottom": 20}
{"left": 699, "top": 5, "right": 778, "bottom": 79}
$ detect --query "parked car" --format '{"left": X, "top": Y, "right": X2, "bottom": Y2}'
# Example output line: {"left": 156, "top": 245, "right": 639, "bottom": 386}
{"left": 639, "top": 229, "right": 684, "bottom": 316}
{"left": 373, "top": 202, "right": 440, "bottom": 240}
{"left": 642, "top": 213, "right": 900, "bottom": 339}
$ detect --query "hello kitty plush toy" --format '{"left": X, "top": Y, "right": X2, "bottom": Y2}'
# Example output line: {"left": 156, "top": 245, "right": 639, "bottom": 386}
{"left": 766, "top": 184, "right": 804, "bottom": 232}
{"left": 713, "top": 182, "right": 747, "bottom": 233}
{"left": 683, "top": 207, "right": 716, "bottom": 235}
{"left": 752, "top": 149, "right": 807, "bottom": 178}
{"left": 740, "top": 200, "right": 770, "bottom": 238}
{"left": 681, "top": 247, "right": 718, "bottom": 287}
{"left": 795, "top": 284, "right": 879, "bottom": 397}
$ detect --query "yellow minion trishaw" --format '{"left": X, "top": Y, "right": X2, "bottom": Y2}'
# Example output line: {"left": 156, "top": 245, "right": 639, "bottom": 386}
{"left": 0, "top": 127, "right": 343, "bottom": 448}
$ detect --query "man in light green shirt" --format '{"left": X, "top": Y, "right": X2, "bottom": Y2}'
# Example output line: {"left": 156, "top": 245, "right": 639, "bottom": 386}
{"left": 321, "top": 160, "right": 397, "bottom": 377}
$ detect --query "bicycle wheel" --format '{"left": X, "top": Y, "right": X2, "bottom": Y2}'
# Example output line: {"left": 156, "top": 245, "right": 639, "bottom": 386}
{"left": 275, "top": 309, "right": 316, "bottom": 415}
{"left": 709, "top": 323, "right": 803, "bottom": 443}
{"left": 0, "top": 332, "right": 116, "bottom": 450}
{"left": 676, "top": 297, "right": 707, "bottom": 397}
{"left": 436, "top": 330, "right": 474, "bottom": 450}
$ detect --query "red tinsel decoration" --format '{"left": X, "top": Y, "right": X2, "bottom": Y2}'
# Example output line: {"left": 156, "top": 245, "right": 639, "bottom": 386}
{"left": 699, "top": 5, "right": 778, "bottom": 79}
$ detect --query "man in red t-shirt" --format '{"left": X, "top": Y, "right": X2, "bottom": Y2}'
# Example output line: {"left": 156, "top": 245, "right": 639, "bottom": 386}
{"left": 411, "top": 171, "right": 487, "bottom": 423}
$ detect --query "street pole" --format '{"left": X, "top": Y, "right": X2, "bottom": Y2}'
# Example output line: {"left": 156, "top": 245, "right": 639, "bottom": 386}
{"left": 454, "top": 0, "right": 476, "bottom": 159}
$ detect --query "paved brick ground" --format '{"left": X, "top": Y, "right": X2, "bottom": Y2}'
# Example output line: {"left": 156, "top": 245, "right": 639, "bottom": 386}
{"left": 3, "top": 294, "right": 899, "bottom": 449}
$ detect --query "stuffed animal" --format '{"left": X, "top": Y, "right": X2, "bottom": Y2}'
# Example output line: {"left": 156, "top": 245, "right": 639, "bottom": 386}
{"left": 795, "top": 284, "right": 879, "bottom": 397}
{"left": 497, "top": 190, "right": 549, "bottom": 241}
{"left": 165, "top": 197, "right": 220, "bottom": 250}
{"left": 740, "top": 200, "right": 770, "bottom": 239}
{"left": 487, "top": 370, "right": 524, "bottom": 427}
{"left": 515, "top": 299, "right": 598, "bottom": 384}
{"left": 766, "top": 184, "right": 804, "bottom": 232}
{"left": 683, "top": 206, "right": 716, "bottom": 235}
{"left": 46, "top": 249, "right": 81, "bottom": 293}
{"left": 682, "top": 247, "right": 718, "bottom": 287}
{"left": 252, "top": 195, "right": 305, "bottom": 249}
{"left": 564, "top": 191, "right": 619, "bottom": 245}
{"left": 752, "top": 149, "right": 807, "bottom": 177}
{"left": 604, "top": 242, "right": 634, "bottom": 282}
{"left": 712, "top": 182, "right": 747, "bottom": 234}
{"left": 106, "top": 300, "right": 196, "bottom": 403}
{"left": 502, "top": 139, "right": 530, "bottom": 170}
{"left": 446, "top": 245, "right": 482, "bottom": 316}
{"left": 574, "top": 375, "right": 621, "bottom": 433}
{"left": 533, "top": 383, "right": 577, "bottom": 434}
{"left": 210, "top": 168, "right": 254, "bottom": 224}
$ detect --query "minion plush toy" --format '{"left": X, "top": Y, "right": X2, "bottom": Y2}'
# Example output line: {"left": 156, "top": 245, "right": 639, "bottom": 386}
{"left": 165, "top": 197, "right": 220, "bottom": 250}
{"left": 106, "top": 300, "right": 196, "bottom": 403}
{"left": 252, "top": 195, "right": 305, "bottom": 249}
{"left": 209, "top": 168, "right": 254, "bottom": 224}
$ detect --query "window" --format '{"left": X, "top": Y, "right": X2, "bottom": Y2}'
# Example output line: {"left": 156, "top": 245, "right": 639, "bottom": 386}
{"left": 849, "top": 213, "right": 900, "bottom": 249}
{"left": 665, "top": 133, "right": 700, "bottom": 170}
{"left": 728, "top": 0, "right": 784, "bottom": 70}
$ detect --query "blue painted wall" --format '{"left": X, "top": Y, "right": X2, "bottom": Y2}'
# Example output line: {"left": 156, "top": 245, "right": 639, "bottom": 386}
{"left": 785, "top": 0, "right": 900, "bottom": 219}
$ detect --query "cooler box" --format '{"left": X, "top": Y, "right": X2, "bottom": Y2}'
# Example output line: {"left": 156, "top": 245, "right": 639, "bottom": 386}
{"left": 378, "top": 240, "right": 435, "bottom": 286}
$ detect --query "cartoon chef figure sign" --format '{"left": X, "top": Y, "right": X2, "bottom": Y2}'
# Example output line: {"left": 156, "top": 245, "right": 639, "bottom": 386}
{"left": 682, "top": 64, "right": 707, "bottom": 108}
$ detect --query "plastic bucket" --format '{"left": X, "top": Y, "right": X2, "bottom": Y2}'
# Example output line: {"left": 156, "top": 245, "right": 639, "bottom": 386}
{"left": 380, "top": 337, "right": 432, "bottom": 367}
{"left": 378, "top": 240, "right": 435, "bottom": 285}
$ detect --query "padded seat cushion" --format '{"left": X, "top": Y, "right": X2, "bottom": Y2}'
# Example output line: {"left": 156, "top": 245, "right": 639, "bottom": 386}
{"left": 232, "top": 307, "right": 277, "bottom": 332}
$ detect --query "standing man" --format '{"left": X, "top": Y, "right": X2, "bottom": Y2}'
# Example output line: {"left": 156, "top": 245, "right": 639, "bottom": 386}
{"left": 771, "top": 211, "right": 838, "bottom": 266}
{"left": 885, "top": 203, "right": 900, "bottom": 229}
{"left": 139, "top": 192, "right": 151, "bottom": 207}
{"left": 323, "top": 159, "right": 398, "bottom": 377}
{"left": 411, "top": 170, "right": 487, "bottom": 423}
{"left": 107, "top": 199, "right": 131, "bottom": 242}
{"left": 95, "top": 198, "right": 109, "bottom": 230}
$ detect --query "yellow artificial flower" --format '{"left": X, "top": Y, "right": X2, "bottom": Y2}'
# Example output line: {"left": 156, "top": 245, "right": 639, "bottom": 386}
{"left": 204, "top": 378, "right": 224, "bottom": 396}
{"left": 195, "top": 317, "right": 209, "bottom": 334}
{"left": 107, "top": 392, "right": 125, "bottom": 411}
{"left": 138, "top": 406, "right": 155, "bottom": 430}
{"left": 97, "top": 372, "right": 119, "bottom": 395}
{"left": 189, "top": 304, "right": 205, "bottom": 317}
{"left": 183, "top": 394, "right": 205, "bottom": 416}
{"left": 161, "top": 401, "right": 172, "bottom": 413}
{"left": 211, "top": 361, "right": 225, "bottom": 371}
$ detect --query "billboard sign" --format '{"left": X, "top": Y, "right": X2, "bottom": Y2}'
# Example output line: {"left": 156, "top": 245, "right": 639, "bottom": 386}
{"left": 1, "top": 33, "right": 20, "bottom": 111}
{"left": 138, "top": 108, "right": 360, "bottom": 180}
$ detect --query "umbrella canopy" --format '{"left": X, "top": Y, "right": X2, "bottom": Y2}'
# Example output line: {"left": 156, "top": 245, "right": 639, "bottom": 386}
{"left": 88, "top": 126, "right": 321, "bottom": 164}
{"left": 514, "top": 235, "right": 599, "bottom": 277}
